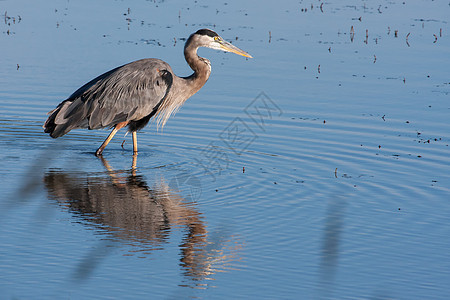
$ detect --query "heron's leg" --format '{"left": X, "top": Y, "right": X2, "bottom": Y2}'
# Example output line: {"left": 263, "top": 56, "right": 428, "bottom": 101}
{"left": 132, "top": 131, "right": 138, "bottom": 154}
{"left": 96, "top": 128, "right": 118, "bottom": 156}
{"left": 95, "top": 121, "right": 128, "bottom": 156}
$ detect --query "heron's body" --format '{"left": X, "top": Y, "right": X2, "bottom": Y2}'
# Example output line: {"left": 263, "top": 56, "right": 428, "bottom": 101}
{"left": 44, "top": 29, "right": 251, "bottom": 155}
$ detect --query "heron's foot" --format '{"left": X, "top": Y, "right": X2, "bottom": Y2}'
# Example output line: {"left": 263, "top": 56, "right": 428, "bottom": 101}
{"left": 95, "top": 148, "right": 104, "bottom": 157}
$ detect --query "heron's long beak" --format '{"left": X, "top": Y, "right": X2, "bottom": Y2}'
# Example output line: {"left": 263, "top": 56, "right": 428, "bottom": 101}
{"left": 220, "top": 40, "right": 253, "bottom": 58}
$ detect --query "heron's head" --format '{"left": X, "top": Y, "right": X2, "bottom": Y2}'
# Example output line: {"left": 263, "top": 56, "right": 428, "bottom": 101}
{"left": 187, "top": 28, "right": 252, "bottom": 58}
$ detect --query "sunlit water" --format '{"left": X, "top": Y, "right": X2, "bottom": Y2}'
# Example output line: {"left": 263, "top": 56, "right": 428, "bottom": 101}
{"left": 1, "top": 0, "right": 449, "bottom": 299}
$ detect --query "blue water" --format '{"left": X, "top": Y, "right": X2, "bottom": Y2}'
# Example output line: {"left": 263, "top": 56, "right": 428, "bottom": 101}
{"left": 1, "top": 0, "right": 449, "bottom": 299}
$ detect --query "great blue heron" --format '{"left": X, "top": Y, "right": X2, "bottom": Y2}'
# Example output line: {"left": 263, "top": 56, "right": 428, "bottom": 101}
{"left": 44, "top": 29, "right": 252, "bottom": 156}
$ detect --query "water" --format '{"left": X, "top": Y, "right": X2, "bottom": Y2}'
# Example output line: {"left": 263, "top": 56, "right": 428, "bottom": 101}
{"left": 1, "top": 0, "right": 449, "bottom": 299}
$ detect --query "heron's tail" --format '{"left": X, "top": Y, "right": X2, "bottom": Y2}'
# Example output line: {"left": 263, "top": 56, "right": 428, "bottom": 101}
{"left": 43, "top": 98, "right": 88, "bottom": 138}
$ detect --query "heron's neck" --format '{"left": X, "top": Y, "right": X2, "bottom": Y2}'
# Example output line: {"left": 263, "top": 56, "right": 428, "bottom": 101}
{"left": 182, "top": 44, "right": 211, "bottom": 97}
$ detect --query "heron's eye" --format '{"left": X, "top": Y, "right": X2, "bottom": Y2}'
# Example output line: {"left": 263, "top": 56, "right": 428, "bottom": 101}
{"left": 214, "top": 36, "right": 220, "bottom": 42}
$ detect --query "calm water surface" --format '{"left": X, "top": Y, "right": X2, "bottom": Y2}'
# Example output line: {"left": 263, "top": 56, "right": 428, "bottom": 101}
{"left": 1, "top": 0, "right": 449, "bottom": 299}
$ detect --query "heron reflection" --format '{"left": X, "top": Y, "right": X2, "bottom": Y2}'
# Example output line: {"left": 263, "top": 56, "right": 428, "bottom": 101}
{"left": 43, "top": 155, "right": 241, "bottom": 284}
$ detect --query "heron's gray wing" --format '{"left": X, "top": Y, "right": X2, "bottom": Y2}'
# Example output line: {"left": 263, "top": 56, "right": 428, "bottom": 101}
{"left": 68, "top": 58, "right": 173, "bottom": 130}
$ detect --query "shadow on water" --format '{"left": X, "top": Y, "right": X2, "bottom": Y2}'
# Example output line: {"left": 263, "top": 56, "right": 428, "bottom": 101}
{"left": 318, "top": 192, "right": 347, "bottom": 299}
{"left": 42, "top": 155, "right": 242, "bottom": 289}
